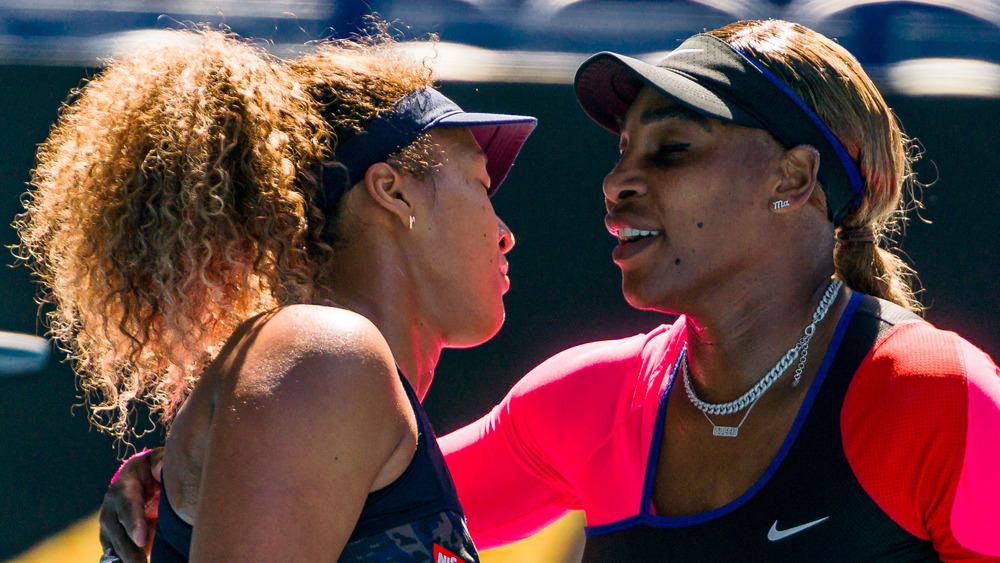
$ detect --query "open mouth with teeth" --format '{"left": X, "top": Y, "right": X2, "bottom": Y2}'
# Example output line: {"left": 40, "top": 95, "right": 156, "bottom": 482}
{"left": 617, "top": 227, "right": 661, "bottom": 244}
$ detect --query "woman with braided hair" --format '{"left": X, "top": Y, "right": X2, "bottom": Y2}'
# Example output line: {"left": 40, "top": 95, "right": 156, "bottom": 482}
{"left": 18, "top": 30, "right": 534, "bottom": 561}
{"left": 99, "top": 20, "right": 999, "bottom": 562}
{"left": 442, "top": 19, "right": 999, "bottom": 561}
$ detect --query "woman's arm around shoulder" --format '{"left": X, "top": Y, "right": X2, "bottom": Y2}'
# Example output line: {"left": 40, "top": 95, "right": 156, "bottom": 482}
{"left": 190, "top": 304, "right": 415, "bottom": 561}
{"left": 441, "top": 330, "right": 663, "bottom": 549}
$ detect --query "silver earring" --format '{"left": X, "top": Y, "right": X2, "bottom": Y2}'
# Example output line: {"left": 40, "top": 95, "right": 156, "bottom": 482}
{"left": 772, "top": 200, "right": 790, "bottom": 210}
{"left": 409, "top": 215, "right": 415, "bottom": 230}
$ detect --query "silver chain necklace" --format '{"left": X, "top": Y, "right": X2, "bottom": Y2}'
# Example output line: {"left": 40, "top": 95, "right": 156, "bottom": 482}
{"left": 682, "top": 278, "right": 843, "bottom": 437}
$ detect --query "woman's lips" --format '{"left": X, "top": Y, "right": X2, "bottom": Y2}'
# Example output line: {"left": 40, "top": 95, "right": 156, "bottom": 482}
{"left": 500, "top": 260, "right": 510, "bottom": 293}
{"left": 612, "top": 231, "right": 661, "bottom": 262}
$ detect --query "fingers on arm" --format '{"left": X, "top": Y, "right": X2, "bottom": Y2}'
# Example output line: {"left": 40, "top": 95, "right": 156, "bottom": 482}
{"left": 100, "top": 503, "right": 148, "bottom": 563}
{"left": 189, "top": 307, "right": 412, "bottom": 561}
{"left": 100, "top": 449, "right": 162, "bottom": 562}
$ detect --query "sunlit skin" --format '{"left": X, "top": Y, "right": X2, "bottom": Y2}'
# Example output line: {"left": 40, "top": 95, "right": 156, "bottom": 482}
{"left": 605, "top": 87, "right": 855, "bottom": 515}
{"left": 158, "top": 126, "right": 515, "bottom": 560}
{"left": 329, "top": 126, "right": 514, "bottom": 397}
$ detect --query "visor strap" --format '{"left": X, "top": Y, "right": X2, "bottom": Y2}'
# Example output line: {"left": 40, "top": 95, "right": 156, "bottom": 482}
{"left": 735, "top": 50, "right": 864, "bottom": 222}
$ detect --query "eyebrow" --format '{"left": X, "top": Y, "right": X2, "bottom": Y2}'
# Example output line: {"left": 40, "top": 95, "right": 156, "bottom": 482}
{"left": 634, "top": 105, "right": 713, "bottom": 132}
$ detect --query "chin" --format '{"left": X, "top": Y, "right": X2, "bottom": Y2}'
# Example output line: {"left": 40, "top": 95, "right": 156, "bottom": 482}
{"left": 480, "top": 305, "right": 507, "bottom": 342}
{"left": 449, "top": 304, "right": 506, "bottom": 349}
{"left": 623, "top": 291, "right": 661, "bottom": 312}
{"left": 621, "top": 275, "right": 656, "bottom": 309}
{"left": 621, "top": 277, "right": 677, "bottom": 315}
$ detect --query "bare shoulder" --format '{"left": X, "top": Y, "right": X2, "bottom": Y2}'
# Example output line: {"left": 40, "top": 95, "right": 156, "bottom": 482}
{"left": 258, "top": 304, "right": 393, "bottom": 366}
{"left": 218, "top": 304, "right": 405, "bottom": 432}
{"left": 188, "top": 305, "right": 416, "bottom": 558}
{"left": 204, "top": 304, "right": 414, "bottom": 487}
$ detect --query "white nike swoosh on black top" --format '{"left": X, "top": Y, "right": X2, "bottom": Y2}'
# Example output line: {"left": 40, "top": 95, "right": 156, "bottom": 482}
{"left": 767, "top": 517, "right": 830, "bottom": 541}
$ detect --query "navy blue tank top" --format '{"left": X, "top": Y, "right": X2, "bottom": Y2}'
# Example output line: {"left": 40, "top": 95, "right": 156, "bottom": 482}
{"left": 582, "top": 295, "right": 938, "bottom": 561}
{"left": 150, "top": 370, "right": 479, "bottom": 562}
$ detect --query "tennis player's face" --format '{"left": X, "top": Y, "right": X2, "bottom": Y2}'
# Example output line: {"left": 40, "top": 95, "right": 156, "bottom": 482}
{"left": 603, "top": 87, "right": 784, "bottom": 313}
{"left": 412, "top": 127, "right": 514, "bottom": 347}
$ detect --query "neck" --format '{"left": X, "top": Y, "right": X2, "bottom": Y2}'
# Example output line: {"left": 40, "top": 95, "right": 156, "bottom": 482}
{"left": 682, "top": 265, "right": 844, "bottom": 403}
{"left": 322, "top": 239, "right": 442, "bottom": 401}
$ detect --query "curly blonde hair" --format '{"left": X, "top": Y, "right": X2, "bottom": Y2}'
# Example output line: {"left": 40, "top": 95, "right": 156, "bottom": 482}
{"left": 15, "top": 30, "right": 435, "bottom": 438}
{"left": 708, "top": 20, "right": 922, "bottom": 312}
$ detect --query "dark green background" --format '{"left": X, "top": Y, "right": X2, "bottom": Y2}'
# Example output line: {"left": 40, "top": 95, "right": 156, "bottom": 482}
{"left": 1, "top": 66, "right": 997, "bottom": 559}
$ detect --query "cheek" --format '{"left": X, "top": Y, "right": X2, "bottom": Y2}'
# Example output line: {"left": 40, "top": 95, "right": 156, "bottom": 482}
{"left": 697, "top": 153, "right": 774, "bottom": 220}
{"left": 651, "top": 167, "right": 742, "bottom": 228}
{"left": 476, "top": 215, "right": 501, "bottom": 268}
{"left": 469, "top": 198, "right": 498, "bottom": 242}
{"left": 442, "top": 199, "right": 497, "bottom": 262}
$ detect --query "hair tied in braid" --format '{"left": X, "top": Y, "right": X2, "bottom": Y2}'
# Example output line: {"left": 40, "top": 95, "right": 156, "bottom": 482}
{"left": 835, "top": 226, "right": 877, "bottom": 244}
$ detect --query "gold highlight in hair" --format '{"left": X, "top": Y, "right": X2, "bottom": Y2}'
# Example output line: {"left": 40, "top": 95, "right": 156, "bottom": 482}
{"left": 15, "top": 28, "right": 435, "bottom": 439}
{"left": 708, "top": 20, "right": 923, "bottom": 312}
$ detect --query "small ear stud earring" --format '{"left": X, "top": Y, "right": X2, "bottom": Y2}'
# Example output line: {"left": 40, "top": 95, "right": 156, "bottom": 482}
{"left": 409, "top": 215, "right": 415, "bottom": 230}
{"left": 772, "top": 200, "right": 790, "bottom": 210}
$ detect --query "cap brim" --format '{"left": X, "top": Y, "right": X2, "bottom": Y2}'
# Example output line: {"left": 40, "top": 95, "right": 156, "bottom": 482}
{"left": 436, "top": 113, "right": 537, "bottom": 195}
{"left": 575, "top": 52, "right": 759, "bottom": 134}
{"left": 575, "top": 37, "right": 864, "bottom": 225}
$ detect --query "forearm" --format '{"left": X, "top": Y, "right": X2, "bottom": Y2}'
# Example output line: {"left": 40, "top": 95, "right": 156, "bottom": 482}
{"left": 441, "top": 414, "right": 575, "bottom": 549}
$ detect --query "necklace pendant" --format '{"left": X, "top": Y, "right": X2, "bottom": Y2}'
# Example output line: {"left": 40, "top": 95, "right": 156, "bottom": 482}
{"left": 713, "top": 426, "right": 739, "bottom": 437}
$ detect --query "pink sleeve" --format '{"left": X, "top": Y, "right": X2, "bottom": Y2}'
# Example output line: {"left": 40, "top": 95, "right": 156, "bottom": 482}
{"left": 843, "top": 322, "right": 1000, "bottom": 561}
{"left": 439, "top": 405, "right": 579, "bottom": 550}
{"left": 440, "top": 336, "right": 647, "bottom": 549}
{"left": 951, "top": 338, "right": 1000, "bottom": 557}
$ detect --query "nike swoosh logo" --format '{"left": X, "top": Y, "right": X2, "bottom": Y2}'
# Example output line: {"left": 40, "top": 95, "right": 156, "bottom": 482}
{"left": 767, "top": 517, "right": 829, "bottom": 541}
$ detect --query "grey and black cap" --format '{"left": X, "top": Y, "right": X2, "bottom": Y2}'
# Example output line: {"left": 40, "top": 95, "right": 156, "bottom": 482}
{"left": 574, "top": 33, "right": 864, "bottom": 226}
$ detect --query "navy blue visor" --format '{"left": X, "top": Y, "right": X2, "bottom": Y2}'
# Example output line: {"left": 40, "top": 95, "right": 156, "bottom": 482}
{"left": 327, "top": 88, "right": 536, "bottom": 203}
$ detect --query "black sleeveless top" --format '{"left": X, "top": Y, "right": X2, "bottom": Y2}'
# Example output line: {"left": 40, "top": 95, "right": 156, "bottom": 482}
{"left": 583, "top": 294, "right": 940, "bottom": 562}
{"left": 150, "top": 370, "right": 479, "bottom": 562}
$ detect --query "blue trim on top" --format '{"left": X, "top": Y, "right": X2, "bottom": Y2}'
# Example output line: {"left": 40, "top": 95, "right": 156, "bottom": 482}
{"left": 736, "top": 51, "right": 864, "bottom": 208}
{"left": 584, "top": 514, "right": 658, "bottom": 538}
{"left": 638, "top": 345, "right": 686, "bottom": 516}
{"left": 155, "top": 468, "right": 193, "bottom": 558}
{"left": 586, "top": 290, "right": 864, "bottom": 538}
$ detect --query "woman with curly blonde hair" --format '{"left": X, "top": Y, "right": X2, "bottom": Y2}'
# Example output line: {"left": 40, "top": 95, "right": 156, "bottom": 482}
{"left": 98, "top": 18, "right": 1000, "bottom": 562}
{"left": 18, "top": 29, "right": 534, "bottom": 561}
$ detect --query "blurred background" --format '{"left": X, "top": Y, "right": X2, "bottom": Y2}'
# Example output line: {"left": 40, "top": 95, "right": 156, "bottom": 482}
{"left": 1, "top": 0, "right": 998, "bottom": 560}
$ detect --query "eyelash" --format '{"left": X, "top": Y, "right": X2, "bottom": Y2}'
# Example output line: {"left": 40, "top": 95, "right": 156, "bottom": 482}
{"left": 617, "top": 143, "right": 690, "bottom": 165}
{"left": 650, "top": 143, "right": 690, "bottom": 164}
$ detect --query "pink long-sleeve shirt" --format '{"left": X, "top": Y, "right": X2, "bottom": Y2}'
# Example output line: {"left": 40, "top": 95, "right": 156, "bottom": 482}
{"left": 441, "top": 294, "right": 1000, "bottom": 560}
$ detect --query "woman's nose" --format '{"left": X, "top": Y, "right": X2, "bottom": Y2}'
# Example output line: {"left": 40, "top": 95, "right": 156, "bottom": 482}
{"left": 602, "top": 157, "right": 646, "bottom": 207}
{"left": 498, "top": 218, "right": 515, "bottom": 254}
